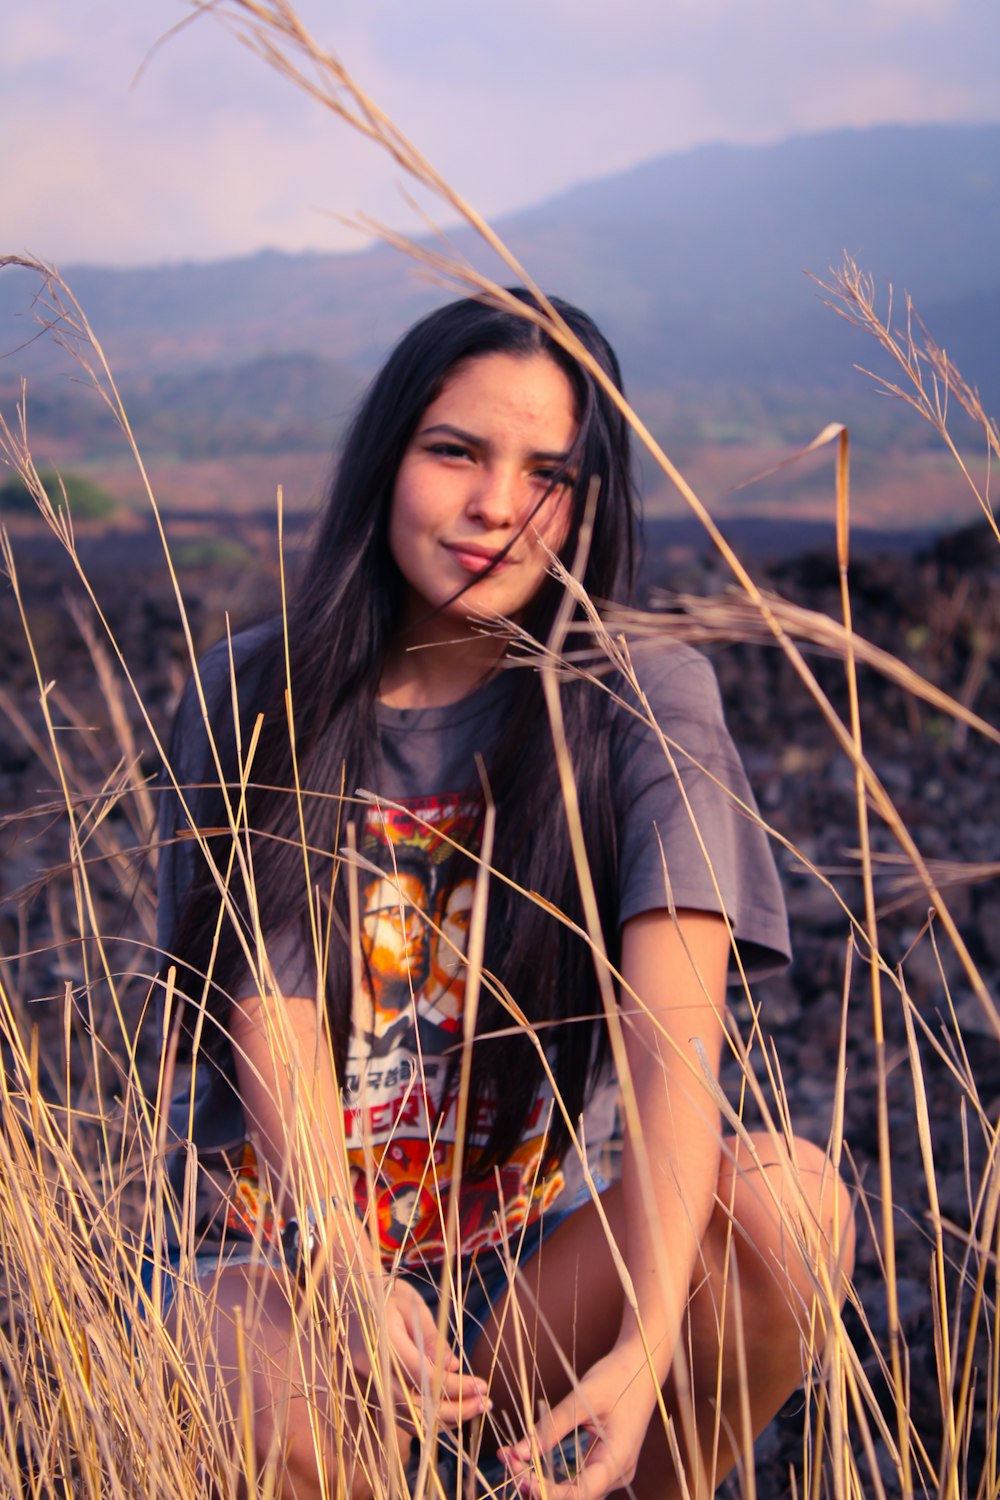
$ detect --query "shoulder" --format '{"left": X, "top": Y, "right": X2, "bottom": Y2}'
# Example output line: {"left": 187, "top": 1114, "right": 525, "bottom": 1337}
{"left": 156, "top": 618, "right": 284, "bottom": 947}
{"left": 616, "top": 639, "right": 724, "bottom": 723}
{"left": 605, "top": 638, "right": 731, "bottom": 768}
{"left": 604, "top": 636, "right": 740, "bottom": 808}
{"left": 172, "top": 619, "right": 283, "bottom": 746}
{"left": 602, "top": 634, "right": 791, "bottom": 973}
{"left": 186, "top": 617, "right": 283, "bottom": 701}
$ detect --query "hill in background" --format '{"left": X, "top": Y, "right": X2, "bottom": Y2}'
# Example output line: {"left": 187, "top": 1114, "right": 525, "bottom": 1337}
{"left": 1, "top": 122, "right": 996, "bottom": 532}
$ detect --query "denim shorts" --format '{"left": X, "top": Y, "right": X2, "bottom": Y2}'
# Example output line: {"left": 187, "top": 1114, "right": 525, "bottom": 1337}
{"left": 140, "top": 1173, "right": 609, "bottom": 1365}
{"left": 402, "top": 1172, "right": 609, "bottom": 1361}
{"left": 140, "top": 1176, "right": 609, "bottom": 1498}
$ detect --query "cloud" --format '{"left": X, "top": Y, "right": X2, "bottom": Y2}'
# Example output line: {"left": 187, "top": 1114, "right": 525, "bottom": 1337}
{"left": 793, "top": 63, "right": 977, "bottom": 133}
{"left": 6, "top": 107, "right": 399, "bottom": 265}
{"left": 867, "top": 0, "right": 958, "bottom": 17}
{"left": 2, "top": 0, "right": 999, "bottom": 265}
{"left": 1, "top": 0, "right": 416, "bottom": 263}
{"left": 1, "top": 13, "right": 76, "bottom": 68}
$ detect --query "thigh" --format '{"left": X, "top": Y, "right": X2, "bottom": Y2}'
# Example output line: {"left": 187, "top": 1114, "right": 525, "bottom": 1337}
{"left": 467, "top": 1132, "right": 853, "bottom": 1446}
{"left": 700, "top": 1129, "right": 855, "bottom": 1363}
{"left": 164, "top": 1259, "right": 390, "bottom": 1500}
{"left": 466, "top": 1183, "right": 628, "bottom": 1428}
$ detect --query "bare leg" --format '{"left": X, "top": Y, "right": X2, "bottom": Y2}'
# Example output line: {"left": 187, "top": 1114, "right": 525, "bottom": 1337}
{"left": 468, "top": 1132, "right": 855, "bottom": 1499}
{"left": 164, "top": 1261, "right": 399, "bottom": 1500}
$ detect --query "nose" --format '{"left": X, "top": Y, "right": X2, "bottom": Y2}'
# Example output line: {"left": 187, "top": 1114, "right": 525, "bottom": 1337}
{"left": 465, "top": 464, "right": 522, "bottom": 529}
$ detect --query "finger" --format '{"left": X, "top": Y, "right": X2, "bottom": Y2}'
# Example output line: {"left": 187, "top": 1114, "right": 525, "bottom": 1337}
{"left": 430, "top": 1391, "right": 492, "bottom": 1425}
{"left": 393, "top": 1383, "right": 492, "bottom": 1429}
{"left": 435, "top": 1366, "right": 490, "bottom": 1401}
{"left": 387, "top": 1353, "right": 491, "bottom": 1416}
{"left": 402, "top": 1324, "right": 463, "bottom": 1381}
{"left": 383, "top": 1327, "right": 427, "bottom": 1386}
{"left": 419, "top": 1370, "right": 492, "bottom": 1425}
{"left": 390, "top": 1334, "right": 488, "bottom": 1405}
{"left": 389, "top": 1286, "right": 463, "bottom": 1376}
{"left": 515, "top": 1454, "right": 617, "bottom": 1500}
{"left": 412, "top": 1310, "right": 461, "bottom": 1374}
{"left": 382, "top": 1314, "right": 449, "bottom": 1385}
{"left": 559, "top": 1451, "right": 618, "bottom": 1500}
{"left": 499, "top": 1392, "right": 584, "bottom": 1475}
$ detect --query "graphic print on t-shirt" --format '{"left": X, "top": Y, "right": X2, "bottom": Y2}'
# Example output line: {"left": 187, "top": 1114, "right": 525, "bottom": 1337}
{"left": 342, "top": 794, "right": 565, "bottom": 1267}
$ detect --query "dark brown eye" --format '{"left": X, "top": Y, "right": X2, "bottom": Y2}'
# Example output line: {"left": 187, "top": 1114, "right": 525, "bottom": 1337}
{"left": 428, "top": 442, "right": 472, "bottom": 460}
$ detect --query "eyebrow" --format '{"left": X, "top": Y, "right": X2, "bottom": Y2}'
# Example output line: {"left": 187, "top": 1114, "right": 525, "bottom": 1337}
{"left": 419, "top": 422, "right": 573, "bottom": 465}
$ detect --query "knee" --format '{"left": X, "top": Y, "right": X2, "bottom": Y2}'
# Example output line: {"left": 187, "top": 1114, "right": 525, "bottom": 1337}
{"left": 727, "top": 1134, "right": 854, "bottom": 1328}
{"left": 243, "top": 1370, "right": 314, "bottom": 1493}
{"left": 790, "top": 1137, "right": 855, "bottom": 1293}
{"left": 244, "top": 1369, "right": 375, "bottom": 1500}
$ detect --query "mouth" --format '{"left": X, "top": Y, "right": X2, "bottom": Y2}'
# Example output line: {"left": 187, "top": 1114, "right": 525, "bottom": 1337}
{"left": 442, "top": 541, "right": 514, "bottom": 575}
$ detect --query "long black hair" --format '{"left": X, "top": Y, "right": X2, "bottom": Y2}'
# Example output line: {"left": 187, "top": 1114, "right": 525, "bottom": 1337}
{"left": 170, "top": 288, "right": 639, "bottom": 1171}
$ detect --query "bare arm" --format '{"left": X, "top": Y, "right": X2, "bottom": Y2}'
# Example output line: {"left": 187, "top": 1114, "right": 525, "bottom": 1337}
{"left": 228, "top": 984, "right": 491, "bottom": 1422}
{"left": 230, "top": 987, "right": 357, "bottom": 1253}
{"left": 503, "top": 906, "right": 730, "bottom": 1498}
{"left": 615, "top": 906, "right": 728, "bottom": 1380}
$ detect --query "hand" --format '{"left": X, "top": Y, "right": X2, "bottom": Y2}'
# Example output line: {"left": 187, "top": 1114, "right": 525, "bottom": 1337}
{"left": 343, "top": 1276, "right": 491, "bottom": 1430}
{"left": 498, "top": 1345, "right": 658, "bottom": 1500}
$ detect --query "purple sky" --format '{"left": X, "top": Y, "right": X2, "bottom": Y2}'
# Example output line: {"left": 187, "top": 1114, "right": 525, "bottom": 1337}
{"left": 3, "top": 0, "right": 999, "bottom": 267}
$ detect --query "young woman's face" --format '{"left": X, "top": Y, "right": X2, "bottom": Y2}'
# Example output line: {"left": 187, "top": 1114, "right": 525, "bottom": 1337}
{"left": 388, "top": 351, "right": 578, "bottom": 628}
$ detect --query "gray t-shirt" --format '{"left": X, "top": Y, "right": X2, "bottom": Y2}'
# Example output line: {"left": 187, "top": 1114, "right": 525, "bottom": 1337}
{"left": 157, "top": 624, "right": 789, "bottom": 1263}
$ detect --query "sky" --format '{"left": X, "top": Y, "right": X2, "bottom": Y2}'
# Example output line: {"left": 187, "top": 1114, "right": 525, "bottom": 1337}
{"left": 3, "top": 0, "right": 999, "bottom": 269}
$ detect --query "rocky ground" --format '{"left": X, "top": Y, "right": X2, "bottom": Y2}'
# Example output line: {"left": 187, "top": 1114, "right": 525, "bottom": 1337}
{"left": 1, "top": 514, "right": 998, "bottom": 1497}
{"left": 702, "top": 529, "right": 1000, "bottom": 1498}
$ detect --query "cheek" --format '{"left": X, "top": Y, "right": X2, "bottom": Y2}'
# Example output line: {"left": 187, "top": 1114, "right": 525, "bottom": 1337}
{"left": 387, "top": 480, "right": 414, "bottom": 563}
{"left": 534, "top": 493, "right": 573, "bottom": 554}
{"left": 387, "top": 463, "right": 437, "bottom": 554}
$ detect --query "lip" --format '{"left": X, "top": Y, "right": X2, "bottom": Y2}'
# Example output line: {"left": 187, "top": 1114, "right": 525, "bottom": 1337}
{"left": 442, "top": 541, "right": 514, "bottom": 575}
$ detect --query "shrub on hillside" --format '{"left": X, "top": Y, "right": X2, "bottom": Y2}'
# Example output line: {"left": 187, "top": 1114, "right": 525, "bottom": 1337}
{"left": 0, "top": 469, "right": 117, "bottom": 520}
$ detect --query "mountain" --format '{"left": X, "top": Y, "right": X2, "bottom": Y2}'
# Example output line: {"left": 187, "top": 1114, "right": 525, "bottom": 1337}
{"left": 2, "top": 123, "right": 997, "bottom": 476}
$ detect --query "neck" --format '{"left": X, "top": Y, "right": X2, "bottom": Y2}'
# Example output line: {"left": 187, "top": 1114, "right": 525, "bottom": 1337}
{"left": 378, "top": 619, "right": 508, "bottom": 708}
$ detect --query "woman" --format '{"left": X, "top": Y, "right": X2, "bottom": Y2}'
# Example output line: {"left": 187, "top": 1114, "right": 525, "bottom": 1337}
{"left": 155, "top": 289, "right": 853, "bottom": 1499}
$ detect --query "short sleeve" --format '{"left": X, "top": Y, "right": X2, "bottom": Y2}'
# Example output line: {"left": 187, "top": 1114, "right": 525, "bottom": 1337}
{"left": 612, "top": 641, "right": 790, "bottom": 978}
{"left": 155, "top": 641, "right": 225, "bottom": 964}
{"left": 155, "top": 623, "right": 277, "bottom": 965}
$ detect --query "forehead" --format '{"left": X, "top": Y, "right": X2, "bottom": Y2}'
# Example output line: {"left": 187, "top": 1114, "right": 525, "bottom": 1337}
{"left": 423, "top": 351, "right": 578, "bottom": 436}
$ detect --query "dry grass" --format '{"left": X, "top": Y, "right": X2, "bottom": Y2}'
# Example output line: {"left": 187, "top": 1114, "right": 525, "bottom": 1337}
{"left": 0, "top": 3, "right": 998, "bottom": 1495}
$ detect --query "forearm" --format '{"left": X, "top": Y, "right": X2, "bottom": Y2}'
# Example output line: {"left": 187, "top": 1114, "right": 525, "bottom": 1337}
{"left": 230, "top": 988, "right": 493, "bottom": 1424}
{"left": 613, "top": 908, "right": 729, "bottom": 1387}
{"left": 230, "top": 989, "right": 373, "bottom": 1280}
{"left": 498, "top": 967, "right": 727, "bottom": 1500}
{"left": 616, "top": 1045, "right": 722, "bottom": 1381}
